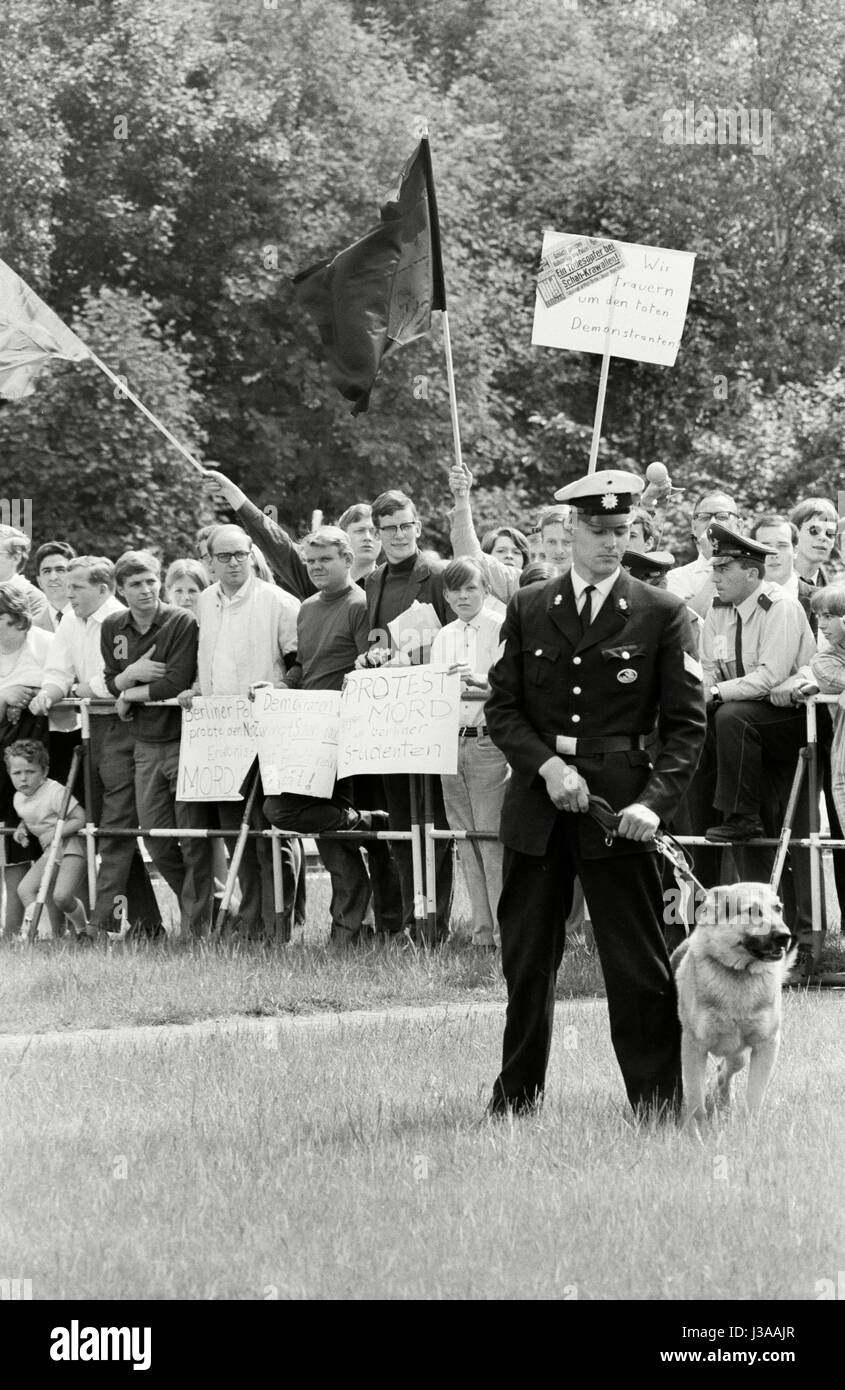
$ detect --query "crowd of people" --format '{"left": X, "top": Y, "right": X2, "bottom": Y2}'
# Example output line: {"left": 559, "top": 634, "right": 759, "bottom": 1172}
{"left": 0, "top": 467, "right": 842, "bottom": 974}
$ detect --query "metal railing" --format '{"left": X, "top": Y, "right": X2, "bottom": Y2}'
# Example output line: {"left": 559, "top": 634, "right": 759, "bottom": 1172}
{"left": 3, "top": 693, "right": 841, "bottom": 944}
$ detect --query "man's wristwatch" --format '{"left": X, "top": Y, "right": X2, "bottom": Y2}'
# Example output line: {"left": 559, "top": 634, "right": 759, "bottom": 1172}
{"left": 710, "top": 685, "right": 722, "bottom": 706}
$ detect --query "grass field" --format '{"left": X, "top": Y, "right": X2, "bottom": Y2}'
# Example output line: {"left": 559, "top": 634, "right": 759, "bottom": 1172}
{"left": 0, "top": 866, "right": 610, "bottom": 1035}
{"left": 2, "top": 992, "right": 842, "bottom": 1300}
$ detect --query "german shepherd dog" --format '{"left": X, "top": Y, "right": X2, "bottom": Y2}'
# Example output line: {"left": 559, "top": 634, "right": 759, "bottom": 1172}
{"left": 670, "top": 883, "right": 796, "bottom": 1124}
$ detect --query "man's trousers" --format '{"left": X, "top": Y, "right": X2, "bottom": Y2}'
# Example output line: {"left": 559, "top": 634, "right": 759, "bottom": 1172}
{"left": 490, "top": 814, "right": 682, "bottom": 1117}
{"left": 133, "top": 739, "right": 214, "bottom": 937}
{"left": 87, "top": 715, "right": 163, "bottom": 935}
{"left": 264, "top": 782, "right": 372, "bottom": 942}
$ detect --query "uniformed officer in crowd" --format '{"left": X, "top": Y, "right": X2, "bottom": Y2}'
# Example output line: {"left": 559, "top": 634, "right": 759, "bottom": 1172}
{"left": 621, "top": 548, "right": 675, "bottom": 589}
{"left": 695, "top": 523, "right": 816, "bottom": 845}
{"left": 485, "top": 470, "right": 707, "bottom": 1120}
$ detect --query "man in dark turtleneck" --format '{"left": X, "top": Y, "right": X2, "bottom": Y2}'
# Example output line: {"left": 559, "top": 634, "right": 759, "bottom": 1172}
{"left": 363, "top": 490, "right": 456, "bottom": 944}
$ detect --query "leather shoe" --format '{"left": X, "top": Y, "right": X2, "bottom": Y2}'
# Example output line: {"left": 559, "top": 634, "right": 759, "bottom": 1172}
{"left": 353, "top": 810, "right": 390, "bottom": 833}
{"left": 704, "top": 814, "right": 765, "bottom": 843}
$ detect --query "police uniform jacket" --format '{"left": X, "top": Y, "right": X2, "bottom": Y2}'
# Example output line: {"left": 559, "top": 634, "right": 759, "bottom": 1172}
{"left": 486, "top": 568, "right": 706, "bottom": 858}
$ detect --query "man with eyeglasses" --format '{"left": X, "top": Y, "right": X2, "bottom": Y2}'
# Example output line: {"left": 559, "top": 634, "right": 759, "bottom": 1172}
{"left": 788, "top": 497, "right": 839, "bottom": 588}
{"left": 198, "top": 468, "right": 381, "bottom": 600}
{"left": 665, "top": 492, "right": 740, "bottom": 618}
{"left": 361, "top": 489, "right": 457, "bottom": 943}
{"left": 182, "top": 523, "right": 302, "bottom": 940}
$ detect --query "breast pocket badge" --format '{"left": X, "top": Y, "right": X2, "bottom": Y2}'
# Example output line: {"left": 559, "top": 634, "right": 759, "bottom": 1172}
{"left": 617, "top": 668, "right": 638, "bottom": 684}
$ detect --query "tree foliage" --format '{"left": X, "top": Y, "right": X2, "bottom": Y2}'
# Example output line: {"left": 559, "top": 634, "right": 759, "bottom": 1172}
{"left": 0, "top": 0, "right": 842, "bottom": 560}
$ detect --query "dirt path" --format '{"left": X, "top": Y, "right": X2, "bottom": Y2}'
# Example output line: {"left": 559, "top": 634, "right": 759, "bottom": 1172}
{"left": 0, "top": 999, "right": 602, "bottom": 1055}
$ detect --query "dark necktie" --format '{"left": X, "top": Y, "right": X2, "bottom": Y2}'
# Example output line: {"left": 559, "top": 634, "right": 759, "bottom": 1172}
{"left": 579, "top": 584, "right": 596, "bottom": 635}
{"left": 734, "top": 609, "right": 745, "bottom": 677}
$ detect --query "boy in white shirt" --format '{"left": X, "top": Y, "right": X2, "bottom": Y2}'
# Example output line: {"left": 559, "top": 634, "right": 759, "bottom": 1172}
{"left": 430, "top": 558, "right": 508, "bottom": 948}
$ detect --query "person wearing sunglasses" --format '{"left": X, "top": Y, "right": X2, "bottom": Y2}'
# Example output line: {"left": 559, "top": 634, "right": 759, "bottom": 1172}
{"left": 788, "top": 497, "right": 839, "bottom": 588}
{"left": 665, "top": 492, "right": 741, "bottom": 619}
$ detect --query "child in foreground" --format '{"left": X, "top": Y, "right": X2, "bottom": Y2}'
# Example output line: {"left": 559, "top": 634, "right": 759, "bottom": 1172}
{"left": 4, "top": 739, "right": 88, "bottom": 941}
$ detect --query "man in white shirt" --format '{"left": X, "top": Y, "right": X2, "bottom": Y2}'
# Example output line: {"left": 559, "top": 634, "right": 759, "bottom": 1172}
{"left": 184, "top": 524, "right": 302, "bottom": 940}
{"left": 666, "top": 491, "right": 740, "bottom": 618}
{"left": 29, "top": 556, "right": 163, "bottom": 939}
{"left": 748, "top": 515, "right": 815, "bottom": 620}
{"left": 34, "top": 541, "right": 79, "bottom": 782}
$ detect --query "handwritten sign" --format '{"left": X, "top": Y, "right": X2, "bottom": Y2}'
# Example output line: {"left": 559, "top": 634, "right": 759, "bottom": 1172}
{"left": 177, "top": 696, "right": 258, "bottom": 801}
{"left": 338, "top": 666, "right": 461, "bottom": 777}
{"left": 253, "top": 685, "right": 341, "bottom": 798}
{"left": 532, "top": 232, "right": 695, "bottom": 367}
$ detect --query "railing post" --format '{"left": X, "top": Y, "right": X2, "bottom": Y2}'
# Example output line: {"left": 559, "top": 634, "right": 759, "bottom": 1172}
{"left": 423, "top": 774, "right": 438, "bottom": 946}
{"left": 806, "top": 697, "right": 824, "bottom": 960}
{"left": 79, "top": 700, "right": 98, "bottom": 911}
{"left": 409, "top": 773, "right": 426, "bottom": 940}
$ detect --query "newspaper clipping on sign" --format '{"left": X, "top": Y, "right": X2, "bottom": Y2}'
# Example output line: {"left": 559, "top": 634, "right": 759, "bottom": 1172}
{"left": 536, "top": 236, "right": 626, "bottom": 308}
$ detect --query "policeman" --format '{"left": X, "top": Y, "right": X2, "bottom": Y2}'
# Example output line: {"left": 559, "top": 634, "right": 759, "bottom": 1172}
{"left": 696, "top": 522, "right": 816, "bottom": 843}
{"left": 486, "top": 470, "right": 706, "bottom": 1119}
{"left": 621, "top": 548, "right": 675, "bottom": 589}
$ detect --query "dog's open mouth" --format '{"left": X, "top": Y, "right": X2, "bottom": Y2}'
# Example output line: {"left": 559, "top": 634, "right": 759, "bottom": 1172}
{"left": 742, "top": 935, "right": 793, "bottom": 961}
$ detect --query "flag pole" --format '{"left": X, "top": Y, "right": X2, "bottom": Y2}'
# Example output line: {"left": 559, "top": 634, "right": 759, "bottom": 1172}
{"left": 87, "top": 351, "right": 206, "bottom": 475}
{"left": 587, "top": 271, "right": 620, "bottom": 474}
{"left": 587, "top": 349, "right": 612, "bottom": 474}
{"left": 440, "top": 308, "right": 463, "bottom": 472}
{"left": 420, "top": 128, "right": 463, "bottom": 473}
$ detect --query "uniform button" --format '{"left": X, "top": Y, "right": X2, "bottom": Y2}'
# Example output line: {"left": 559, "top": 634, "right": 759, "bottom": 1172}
{"left": 573, "top": 656, "right": 582, "bottom": 665}
{"left": 534, "top": 648, "right": 543, "bottom": 656}
{"left": 573, "top": 686, "right": 581, "bottom": 695}
{"left": 621, "top": 651, "right": 630, "bottom": 659}
{"left": 571, "top": 714, "right": 581, "bottom": 723}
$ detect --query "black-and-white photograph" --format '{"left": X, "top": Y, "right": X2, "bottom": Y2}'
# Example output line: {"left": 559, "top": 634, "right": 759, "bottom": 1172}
{"left": 1, "top": 0, "right": 842, "bottom": 1349}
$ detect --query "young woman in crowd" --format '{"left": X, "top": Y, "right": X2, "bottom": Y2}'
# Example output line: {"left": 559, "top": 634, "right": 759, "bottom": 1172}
{"left": 163, "top": 559, "right": 209, "bottom": 613}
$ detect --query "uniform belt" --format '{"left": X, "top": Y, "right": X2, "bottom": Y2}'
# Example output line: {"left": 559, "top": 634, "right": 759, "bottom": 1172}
{"left": 556, "top": 734, "right": 646, "bottom": 756}
{"left": 459, "top": 724, "right": 488, "bottom": 738}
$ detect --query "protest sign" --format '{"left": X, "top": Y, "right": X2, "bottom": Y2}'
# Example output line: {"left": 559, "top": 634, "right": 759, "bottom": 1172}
{"left": 253, "top": 685, "right": 341, "bottom": 798}
{"left": 337, "top": 666, "right": 461, "bottom": 777}
{"left": 387, "top": 601, "right": 441, "bottom": 657}
{"left": 177, "top": 696, "right": 258, "bottom": 801}
{"left": 532, "top": 232, "right": 695, "bottom": 367}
